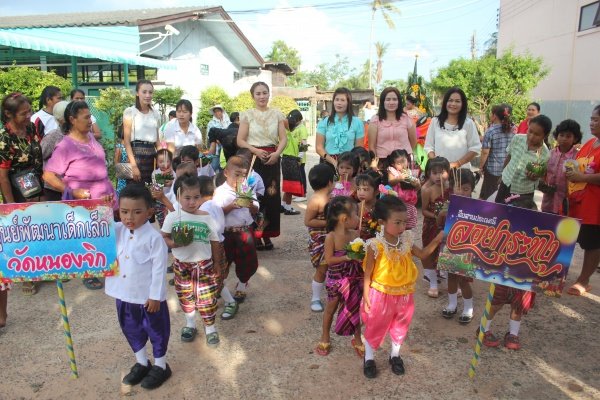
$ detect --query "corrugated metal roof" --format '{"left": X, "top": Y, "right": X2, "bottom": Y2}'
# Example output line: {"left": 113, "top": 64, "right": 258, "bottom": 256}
{"left": 0, "top": 6, "right": 213, "bottom": 29}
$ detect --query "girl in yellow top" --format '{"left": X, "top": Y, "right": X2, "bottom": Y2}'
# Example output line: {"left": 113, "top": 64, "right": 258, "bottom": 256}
{"left": 361, "top": 195, "right": 443, "bottom": 379}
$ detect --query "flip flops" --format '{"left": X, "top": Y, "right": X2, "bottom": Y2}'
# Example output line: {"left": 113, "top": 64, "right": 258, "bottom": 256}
{"left": 351, "top": 338, "right": 365, "bottom": 358}
{"left": 315, "top": 342, "right": 330, "bottom": 356}
{"left": 181, "top": 327, "right": 197, "bottom": 342}
{"left": 567, "top": 282, "right": 592, "bottom": 296}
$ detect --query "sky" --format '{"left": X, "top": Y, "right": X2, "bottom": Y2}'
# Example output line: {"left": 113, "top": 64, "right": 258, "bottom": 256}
{"left": 1, "top": 0, "right": 499, "bottom": 83}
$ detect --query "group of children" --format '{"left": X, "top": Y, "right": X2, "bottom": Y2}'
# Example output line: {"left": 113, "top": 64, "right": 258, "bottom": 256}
{"left": 304, "top": 109, "right": 577, "bottom": 377}
{"left": 105, "top": 148, "right": 263, "bottom": 390}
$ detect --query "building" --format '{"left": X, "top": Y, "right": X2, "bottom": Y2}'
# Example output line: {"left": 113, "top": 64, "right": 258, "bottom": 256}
{"left": 0, "top": 6, "right": 268, "bottom": 113}
{"left": 497, "top": 0, "right": 600, "bottom": 137}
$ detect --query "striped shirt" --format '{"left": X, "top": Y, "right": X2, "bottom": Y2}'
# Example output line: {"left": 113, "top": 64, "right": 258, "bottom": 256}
{"left": 501, "top": 134, "right": 550, "bottom": 194}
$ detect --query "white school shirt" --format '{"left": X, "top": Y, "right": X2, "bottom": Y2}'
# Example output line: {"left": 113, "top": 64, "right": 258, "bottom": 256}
{"left": 213, "top": 182, "right": 258, "bottom": 227}
{"left": 161, "top": 210, "right": 219, "bottom": 262}
{"left": 200, "top": 200, "right": 225, "bottom": 242}
{"left": 164, "top": 119, "right": 203, "bottom": 154}
{"left": 31, "top": 109, "right": 59, "bottom": 134}
{"left": 105, "top": 222, "right": 168, "bottom": 304}
{"left": 198, "top": 164, "right": 216, "bottom": 177}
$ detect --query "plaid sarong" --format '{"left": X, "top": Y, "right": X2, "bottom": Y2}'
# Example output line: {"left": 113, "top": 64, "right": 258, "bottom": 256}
{"left": 223, "top": 228, "right": 258, "bottom": 284}
{"left": 326, "top": 250, "right": 364, "bottom": 336}
{"left": 173, "top": 258, "right": 218, "bottom": 326}
{"left": 308, "top": 227, "right": 326, "bottom": 269}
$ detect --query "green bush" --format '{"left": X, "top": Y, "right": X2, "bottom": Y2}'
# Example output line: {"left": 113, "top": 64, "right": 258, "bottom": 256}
{"left": 270, "top": 95, "right": 298, "bottom": 116}
{"left": 154, "top": 87, "right": 184, "bottom": 123}
{"left": 196, "top": 86, "right": 232, "bottom": 133}
{"left": 230, "top": 91, "right": 254, "bottom": 114}
{"left": 0, "top": 66, "right": 71, "bottom": 105}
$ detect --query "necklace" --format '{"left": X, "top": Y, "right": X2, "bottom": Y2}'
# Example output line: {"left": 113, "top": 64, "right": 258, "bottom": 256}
{"left": 382, "top": 235, "right": 401, "bottom": 248}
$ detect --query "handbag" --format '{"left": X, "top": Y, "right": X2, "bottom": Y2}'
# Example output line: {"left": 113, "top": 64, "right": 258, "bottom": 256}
{"left": 10, "top": 168, "right": 42, "bottom": 198}
{"left": 115, "top": 163, "right": 134, "bottom": 180}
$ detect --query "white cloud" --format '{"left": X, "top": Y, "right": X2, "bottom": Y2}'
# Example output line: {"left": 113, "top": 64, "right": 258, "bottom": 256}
{"left": 393, "top": 44, "right": 432, "bottom": 60}
{"left": 235, "top": 0, "right": 360, "bottom": 71}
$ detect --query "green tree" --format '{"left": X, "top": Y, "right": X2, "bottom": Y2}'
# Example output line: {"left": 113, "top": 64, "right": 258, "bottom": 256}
{"left": 484, "top": 32, "right": 498, "bottom": 58}
{"left": 230, "top": 91, "right": 254, "bottom": 114}
{"left": 302, "top": 55, "right": 353, "bottom": 90}
{"left": 153, "top": 87, "right": 184, "bottom": 122}
{"left": 270, "top": 95, "right": 298, "bottom": 115}
{"left": 339, "top": 60, "right": 370, "bottom": 90}
{"left": 197, "top": 86, "right": 232, "bottom": 134}
{"left": 431, "top": 49, "right": 549, "bottom": 128}
{"left": 0, "top": 66, "right": 72, "bottom": 105}
{"left": 379, "top": 78, "right": 407, "bottom": 92}
{"left": 368, "top": 1, "right": 401, "bottom": 88}
{"left": 94, "top": 87, "right": 135, "bottom": 136}
{"left": 265, "top": 40, "right": 302, "bottom": 87}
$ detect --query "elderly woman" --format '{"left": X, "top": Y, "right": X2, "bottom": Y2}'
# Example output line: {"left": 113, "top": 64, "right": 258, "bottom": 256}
{"left": 70, "top": 89, "right": 102, "bottom": 139}
{"left": 368, "top": 87, "right": 416, "bottom": 159}
{"left": 236, "top": 81, "right": 287, "bottom": 250}
{"left": 424, "top": 87, "right": 481, "bottom": 169}
{"left": 316, "top": 87, "right": 364, "bottom": 168}
{"left": 43, "top": 101, "right": 115, "bottom": 290}
{"left": 0, "top": 92, "right": 44, "bottom": 296}
{"left": 565, "top": 104, "right": 600, "bottom": 296}
{"left": 40, "top": 100, "right": 69, "bottom": 201}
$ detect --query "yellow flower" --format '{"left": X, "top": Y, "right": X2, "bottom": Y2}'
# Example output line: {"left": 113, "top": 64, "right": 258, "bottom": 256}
{"left": 350, "top": 242, "right": 363, "bottom": 253}
{"left": 0, "top": 141, "right": 5, "bottom": 150}
{"left": 18, "top": 154, "right": 28, "bottom": 163}
{"left": 370, "top": 221, "right": 377, "bottom": 229}
{"left": 411, "top": 84, "right": 419, "bottom": 92}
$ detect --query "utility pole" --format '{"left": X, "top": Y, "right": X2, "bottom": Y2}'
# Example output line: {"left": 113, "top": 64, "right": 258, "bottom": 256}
{"left": 470, "top": 31, "right": 478, "bottom": 60}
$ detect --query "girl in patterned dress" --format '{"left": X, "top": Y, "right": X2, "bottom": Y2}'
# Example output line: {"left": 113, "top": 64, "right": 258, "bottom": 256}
{"left": 331, "top": 151, "right": 359, "bottom": 198}
{"left": 386, "top": 149, "right": 420, "bottom": 229}
{"left": 420, "top": 156, "right": 451, "bottom": 298}
{"left": 315, "top": 196, "right": 364, "bottom": 357}
{"left": 361, "top": 195, "right": 443, "bottom": 378}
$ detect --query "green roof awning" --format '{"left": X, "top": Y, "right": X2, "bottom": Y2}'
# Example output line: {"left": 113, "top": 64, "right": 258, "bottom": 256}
{"left": 0, "top": 26, "right": 175, "bottom": 69}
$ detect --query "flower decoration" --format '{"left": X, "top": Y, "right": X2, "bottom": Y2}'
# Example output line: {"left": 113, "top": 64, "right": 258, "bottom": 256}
{"left": 235, "top": 179, "right": 255, "bottom": 208}
{"left": 345, "top": 237, "right": 366, "bottom": 260}
{"left": 154, "top": 172, "right": 174, "bottom": 186}
{"left": 378, "top": 184, "right": 398, "bottom": 198}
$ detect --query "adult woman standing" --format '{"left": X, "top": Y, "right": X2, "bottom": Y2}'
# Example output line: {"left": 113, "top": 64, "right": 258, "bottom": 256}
{"left": 43, "top": 101, "right": 115, "bottom": 290}
{"left": 236, "top": 82, "right": 287, "bottom": 250}
{"left": 565, "top": 104, "right": 600, "bottom": 296}
{"left": 516, "top": 102, "right": 540, "bottom": 134}
{"left": 368, "top": 87, "right": 417, "bottom": 159}
{"left": 164, "top": 99, "right": 202, "bottom": 157}
{"left": 424, "top": 87, "right": 481, "bottom": 169}
{"left": 70, "top": 89, "right": 102, "bottom": 139}
{"left": 40, "top": 100, "right": 69, "bottom": 201}
{"left": 0, "top": 92, "right": 44, "bottom": 296}
{"left": 122, "top": 80, "right": 160, "bottom": 184}
{"left": 30, "top": 85, "right": 62, "bottom": 137}
{"left": 316, "top": 87, "right": 364, "bottom": 167}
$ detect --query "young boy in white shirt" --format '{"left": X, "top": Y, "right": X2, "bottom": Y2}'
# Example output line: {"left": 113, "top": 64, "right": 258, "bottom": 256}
{"left": 161, "top": 175, "right": 223, "bottom": 346}
{"left": 197, "top": 176, "right": 239, "bottom": 320}
{"left": 212, "top": 156, "right": 259, "bottom": 303}
{"left": 105, "top": 184, "right": 171, "bottom": 390}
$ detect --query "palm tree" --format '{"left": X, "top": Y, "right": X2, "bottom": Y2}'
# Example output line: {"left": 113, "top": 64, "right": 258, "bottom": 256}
{"left": 368, "top": 1, "right": 401, "bottom": 89}
{"left": 374, "top": 42, "right": 389, "bottom": 87}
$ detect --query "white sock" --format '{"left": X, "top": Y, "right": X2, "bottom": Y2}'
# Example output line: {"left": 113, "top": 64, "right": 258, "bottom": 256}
{"left": 185, "top": 311, "right": 196, "bottom": 328}
{"left": 221, "top": 286, "right": 236, "bottom": 304}
{"left": 205, "top": 324, "right": 217, "bottom": 335}
{"left": 154, "top": 356, "right": 166, "bottom": 369}
{"left": 509, "top": 319, "right": 521, "bottom": 336}
{"left": 236, "top": 281, "right": 247, "bottom": 292}
{"left": 447, "top": 292, "right": 458, "bottom": 311}
{"left": 425, "top": 269, "right": 438, "bottom": 289}
{"left": 462, "top": 297, "right": 474, "bottom": 317}
{"left": 311, "top": 280, "right": 324, "bottom": 302}
{"left": 364, "top": 340, "right": 375, "bottom": 361}
{"left": 390, "top": 342, "right": 401, "bottom": 358}
{"left": 281, "top": 202, "right": 291, "bottom": 210}
{"left": 485, "top": 319, "right": 492, "bottom": 332}
{"left": 135, "top": 346, "right": 148, "bottom": 365}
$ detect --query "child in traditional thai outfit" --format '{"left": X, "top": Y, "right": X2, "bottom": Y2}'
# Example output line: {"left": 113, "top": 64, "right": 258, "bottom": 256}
{"left": 331, "top": 151, "right": 359, "bottom": 197}
{"left": 386, "top": 149, "right": 420, "bottom": 229}
{"left": 420, "top": 156, "right": 451, "bottom": 298}
{"left": 355, "top": 172, "right": 380, "bottom": 240}
{"left": 315, "top": 196, "right": 364, "bottom": 358}
{"left": 212, "top": 156, "right": 259, "bottom": 303}
{"left": 197, "top": 176, "right": 239, "bottom": 320}
{"left": 305, "top": 164, "right": 335, "bottom": 312}
{"left": 105, "top": 184, "right": 171, "bottom": 389}
{"left": 161, "top": 175, "right": 222, "bottom": 346}
{"left": 361, "top": 195, "right": 443, "bottom": 378}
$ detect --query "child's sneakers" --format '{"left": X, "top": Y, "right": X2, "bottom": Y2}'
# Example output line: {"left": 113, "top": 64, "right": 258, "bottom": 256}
{"left": 503, "top": 333, "right": 521, "bottom": 350}
{"left": 476, "top": 328, "right": 501, "bottom": 348}
{"left": 140, "top": 364, "right": 172, "bottom": 390}
{"left": 122, "top": 361, "right": 152, "bottom": 385}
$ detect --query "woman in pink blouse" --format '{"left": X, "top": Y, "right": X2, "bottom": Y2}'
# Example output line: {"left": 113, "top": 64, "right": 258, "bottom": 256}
{"left": 368, "top": 87, "right": 417, "bottom": 159}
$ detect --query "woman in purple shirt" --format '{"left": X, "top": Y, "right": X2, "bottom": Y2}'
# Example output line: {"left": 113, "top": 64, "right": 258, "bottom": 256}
{"left": 43, "top": 101, "right": 114, "bottom": 290}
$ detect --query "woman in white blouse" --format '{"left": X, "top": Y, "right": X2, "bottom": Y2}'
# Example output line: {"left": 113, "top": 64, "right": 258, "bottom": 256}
{"left": 424, "top": 87, "right": 481, "bottom": 169}
{"left": 164, "top": 99, "right": 202, "bottom": 157}
{"left": 122, "top": 80, "right": 160, "bottom": 184}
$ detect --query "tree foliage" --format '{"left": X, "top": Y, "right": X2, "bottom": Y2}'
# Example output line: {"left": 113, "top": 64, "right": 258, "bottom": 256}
{"left": 197, "top": 86, "right": 232, "bottom": 131}
{"left": 0, "top": 66, "right": 72, "bottom": 105}
{"left": 153, "top": 87, "right": 184, "bottom": 123}
{"left": 265, "top": 40, "right": 301, "bottom": 72}
{"left": 94, "top": 87, "right": 135, "bottom": 135}
{"left": 270, "top": 95, "right": 298, "bottom": 116}
{"left": 230, "top": 91, "right": 254, "bottom": 114}
{"left": 430, "top": 49, "right": 549, "bottom": 128}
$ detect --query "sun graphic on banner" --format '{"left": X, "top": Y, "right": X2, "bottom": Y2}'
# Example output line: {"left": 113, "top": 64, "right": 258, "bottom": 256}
{"left": 555, "top": 218, "right": 580, "bottom": 245}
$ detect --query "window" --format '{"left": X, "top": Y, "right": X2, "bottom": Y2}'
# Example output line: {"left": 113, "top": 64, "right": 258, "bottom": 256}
{"left": 233, "top": 71, "right": 240, "bottom": 81}
{"left": 200, "top": 64, "right": 209, "bottom": 75}
{"left": 579, "top": 1, "right": 600, "bottom": 31}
